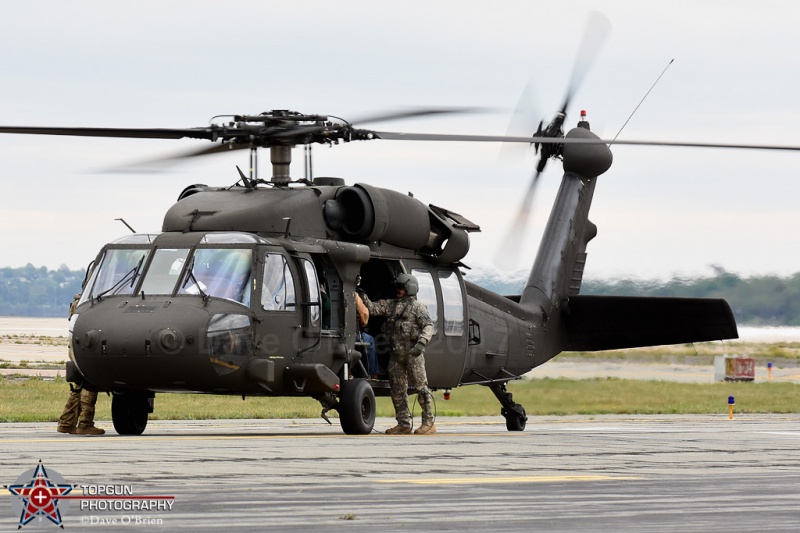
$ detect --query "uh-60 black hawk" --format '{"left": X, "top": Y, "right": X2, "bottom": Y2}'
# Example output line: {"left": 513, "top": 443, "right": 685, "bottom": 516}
{"left": 20, "top": 102, "right": 796, "bottom": 436}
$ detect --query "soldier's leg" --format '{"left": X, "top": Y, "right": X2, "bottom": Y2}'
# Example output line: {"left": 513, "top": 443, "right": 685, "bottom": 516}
{"left": 77, "top": 390, "right": 97, "bottom": 428}
{"left": 76, "top": 390, "right": 105, "bottom": 435}
{"left": 408, "top": 355, "right": 434, "bottom": 427}
{"left": 57, "top": 387, "right": 81, "bottom": 433}
{"left": 387, "top": 357, "right": 411, "bottom": 429}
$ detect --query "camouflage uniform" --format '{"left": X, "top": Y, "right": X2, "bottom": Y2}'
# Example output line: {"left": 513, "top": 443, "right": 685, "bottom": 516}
{"left": 362, "top": 294, "right": 434, "bottom": 429}
{"left": 57, "top": 386, "right": 100, "bottom": 431}
{"left": 58, "top": 385, "right": 82, "bottom": 429}
{"left": 57, "top": 294, "right": 104, "bottom": 435}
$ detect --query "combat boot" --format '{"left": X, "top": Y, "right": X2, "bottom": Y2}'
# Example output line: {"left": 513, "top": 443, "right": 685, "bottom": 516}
{"left": 385, "top": 424, "right": 412, "bottom": 435}
{"left": 414, "top": 422, "right": 436, "bottom": 435}
{"left": 57, "top": 425, "right": 77, "bottom": 434}
{"left": 75, "top": 425, "right": 105, "bottom": 436}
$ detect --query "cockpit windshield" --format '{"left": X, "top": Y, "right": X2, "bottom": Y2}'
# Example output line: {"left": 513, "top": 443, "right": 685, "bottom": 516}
{"left": 139, "top": 248, "right": 191, "bottom": 295}
{"left": 176, "top": 248, "right": 253, "bottom": 305}
{"left": 79, "top": 235, "right": 257, "bottom": 307}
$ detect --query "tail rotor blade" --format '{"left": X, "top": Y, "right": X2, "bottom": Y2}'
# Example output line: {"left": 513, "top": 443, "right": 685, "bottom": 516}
{"left": 559, "top": 11, "right": 612, "bottom": 115}
{"left": 496, "top": 169, "right": 543, "bottom": 266}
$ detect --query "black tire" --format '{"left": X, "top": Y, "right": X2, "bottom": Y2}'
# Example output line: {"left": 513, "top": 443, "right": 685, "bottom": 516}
{"left": 503, "top": 406, "right": 527, "bottom": 432}
{"left": 338, "top": 379, "right": 376, "bottom": 435}
{"left": 112, "top": 393, "right": 150, "bottom": 435}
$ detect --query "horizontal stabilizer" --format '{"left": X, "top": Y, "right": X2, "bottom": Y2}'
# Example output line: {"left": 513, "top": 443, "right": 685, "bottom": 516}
{"left": 563, "top": 295, "right": 738, "bottom": 351}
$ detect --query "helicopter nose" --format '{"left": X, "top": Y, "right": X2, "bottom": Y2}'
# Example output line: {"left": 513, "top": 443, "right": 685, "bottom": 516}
{"left": 71, "top": 301, "right": 214, "bottom": 388}
{"left": 71, "top": 300, "right": 266, "bottom": 392}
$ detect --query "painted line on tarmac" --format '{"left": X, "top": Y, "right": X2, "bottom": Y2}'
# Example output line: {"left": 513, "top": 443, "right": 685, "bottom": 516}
{"left": 376, "top": 475, "right": 643, "bottom": 485}
{"left": 0, "top": 432, "right": 522, "bottom": 444}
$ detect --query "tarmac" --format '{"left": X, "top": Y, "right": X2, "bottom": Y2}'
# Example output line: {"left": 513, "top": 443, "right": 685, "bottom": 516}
{"left": 2, "top": 415, "right": 800, "bottom": 531}
{"left": 3, "top": 317, "right": 800, "bottom": 530}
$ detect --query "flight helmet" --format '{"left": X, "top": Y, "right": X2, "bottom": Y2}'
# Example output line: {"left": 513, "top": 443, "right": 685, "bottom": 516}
{"left": 394, "top": 273, "right": 419, "bottom": 296}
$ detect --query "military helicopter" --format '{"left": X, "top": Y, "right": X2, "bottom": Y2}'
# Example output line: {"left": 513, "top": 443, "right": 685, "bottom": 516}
{"left": 0, "top": 102, "right": 758, "bottom": 435}
{"left": 7, "top": 12, "right": 797, "bottom": 434}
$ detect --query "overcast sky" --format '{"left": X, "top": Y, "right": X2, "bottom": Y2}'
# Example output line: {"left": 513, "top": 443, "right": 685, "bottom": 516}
{"left": 1, "top": 1, "right": 798, "bottom": 281}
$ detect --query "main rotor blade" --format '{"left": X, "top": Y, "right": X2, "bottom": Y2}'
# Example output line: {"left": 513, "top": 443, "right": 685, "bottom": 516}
{"left": 6, "top": 122, "right": 800, "bottom": 157}
{"left": 0, "top": 125, "right": 215, "bottom": 140}
{"left": 103, "top": 143, "right": 247, "bottom": 173}
{"left": 350, "top": 107, "right": 492, "bottom": 125}
{"left": 604, "top": 138, "right": 800, "bottom": 152}
{"left": 373, "top": 130, "right": 800, "bottom": 152}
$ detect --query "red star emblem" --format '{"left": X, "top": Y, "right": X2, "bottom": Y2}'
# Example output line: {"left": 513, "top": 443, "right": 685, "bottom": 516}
{"left": 7, "top": 462, "right": 73, "bottom": 528}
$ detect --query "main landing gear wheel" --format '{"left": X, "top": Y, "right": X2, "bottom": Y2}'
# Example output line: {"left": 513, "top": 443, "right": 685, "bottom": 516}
{"left": 111, "top": 392, "right": 151, "bottom": 435}
{"left": 338, "top": 378, "right": 376, "bottom": 435}
{"left": 489, "top": 382, "right": 528, "bottom": 432}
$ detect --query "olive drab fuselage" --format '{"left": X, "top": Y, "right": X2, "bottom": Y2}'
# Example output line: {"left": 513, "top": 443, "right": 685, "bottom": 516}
{"left": 68, "top": 126, "right": 739, "bottom": 435}
{"left": 69, "top": 180, "right": 539, "bottom": 398}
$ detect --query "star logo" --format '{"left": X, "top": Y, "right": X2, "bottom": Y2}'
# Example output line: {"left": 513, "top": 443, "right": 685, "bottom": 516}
{"left": 5, "top": 461, "right": 73, "bottom": 529}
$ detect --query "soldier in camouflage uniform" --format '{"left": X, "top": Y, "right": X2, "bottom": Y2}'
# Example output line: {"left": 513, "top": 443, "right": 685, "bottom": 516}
{"left": 360, "top": 273, "right": 436, "bottom": 435}
{"left": 57, "top": 294, "right": 105, "bottom": 436}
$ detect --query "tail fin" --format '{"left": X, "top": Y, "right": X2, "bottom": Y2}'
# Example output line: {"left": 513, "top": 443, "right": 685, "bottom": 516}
{"left": 519, "top": 126, "right": 611, "bottom": 323}
{"left": 519, "top": 126, "right": 738, "bottom": 359}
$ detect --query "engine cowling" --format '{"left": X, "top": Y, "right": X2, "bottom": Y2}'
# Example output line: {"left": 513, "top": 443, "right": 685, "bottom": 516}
{"left": 323, "top": 183, "right": 475, "bottom": 263}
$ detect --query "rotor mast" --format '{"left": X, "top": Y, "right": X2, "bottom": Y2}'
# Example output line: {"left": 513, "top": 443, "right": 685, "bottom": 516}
{"left": 228, "top": 110, "right": 360, "bottom": 186}
{"left": 270, "top": 145, "right": 292, "bottom": 184}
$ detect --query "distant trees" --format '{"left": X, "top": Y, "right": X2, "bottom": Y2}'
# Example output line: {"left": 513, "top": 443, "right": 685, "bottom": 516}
{"left": 2, "top": 264, "right": 800, "bottom": 325}
{"left": 469, "top": 267, "right": 800, "bottom": 326}
{"left": 581, "top": 270, "right": 800, "bottom": 326}
{"left": 0, "top": 264, "right": 86, "bottom": 317}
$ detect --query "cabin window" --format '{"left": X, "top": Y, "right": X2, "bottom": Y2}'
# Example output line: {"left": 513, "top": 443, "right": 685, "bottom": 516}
{"left": 411, "top": 268, "right": 438, "bottom": 335}
{"left": 81, "top": 247, "right": 150, "bottom": 303}
{"left": 177, "top": 248, "right": 253, "bottom": 305}
{"left": 139, "top": 248, "right": 191, "bottom": 295}
{"left": 439, "top": 270, "right": 464, "bottom": 336}
{"left": 261, "top": 253, "right": 296, "bottom": 311}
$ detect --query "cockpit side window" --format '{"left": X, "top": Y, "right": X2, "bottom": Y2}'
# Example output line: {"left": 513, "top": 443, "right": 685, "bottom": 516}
{"left": 80, "top": 247, "right": 150, "bottom": 303}
{"left": 261, "top": 253, "right": 296, "bottom": 311}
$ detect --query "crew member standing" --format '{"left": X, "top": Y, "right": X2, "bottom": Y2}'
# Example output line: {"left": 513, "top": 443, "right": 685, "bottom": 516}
{"left": 57, "top": 294, "right": 105, "bottom": 436}
{"left": 360, "top": 273, "right": 435, "bottom": 435}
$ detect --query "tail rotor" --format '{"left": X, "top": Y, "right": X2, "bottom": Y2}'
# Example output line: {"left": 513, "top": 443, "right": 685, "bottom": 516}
{"left": 496, "top": 11, "right": 611, "bottom": 266}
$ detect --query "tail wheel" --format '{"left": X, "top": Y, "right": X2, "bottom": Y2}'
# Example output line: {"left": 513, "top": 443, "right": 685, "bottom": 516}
{"left": 502, "top": 406, "right": 527, "bottom": 432}
{"left": 338, "top": 379, "right": 376, "bottom": 435}
{"left": 111, "top": 392, "right": 151, "bottom": 435}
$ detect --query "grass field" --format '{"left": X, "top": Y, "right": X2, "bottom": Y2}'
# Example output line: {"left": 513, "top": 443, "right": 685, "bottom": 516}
{"left": 2, "top": 375, "right": 799, "bottom": 423}
{"left": 3, "top": 333, "right": 800, "bottom": 423}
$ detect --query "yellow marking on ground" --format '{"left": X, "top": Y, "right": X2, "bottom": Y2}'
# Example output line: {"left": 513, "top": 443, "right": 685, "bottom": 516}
{"left": 0, "top": 434, "right": 347, "bottom": 444}
{"left": 0, "top": 431, "right": 524, "bottom": 444}
{"left": 377, "top": 475, "right": 642, "bottom": 485}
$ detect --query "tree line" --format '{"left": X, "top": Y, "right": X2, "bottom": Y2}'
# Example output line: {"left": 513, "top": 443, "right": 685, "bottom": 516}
{"left": 0, "top": 264, "right": 87, "bottom": 318}
{"left": 471, "top": 266, "right": 800, "bottom": 326}
{"left": 2, "top": 264, "right": 799, "bottom": 325}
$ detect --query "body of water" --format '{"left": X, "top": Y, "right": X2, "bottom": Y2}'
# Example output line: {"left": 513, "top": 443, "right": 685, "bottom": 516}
{"left": 1, "top": 317, "right": 799, "bottom": 342}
